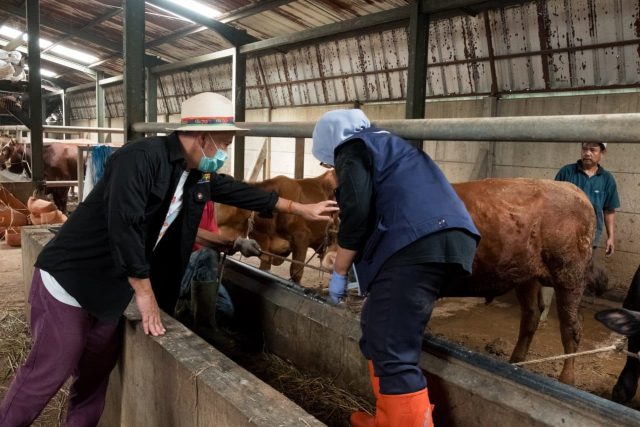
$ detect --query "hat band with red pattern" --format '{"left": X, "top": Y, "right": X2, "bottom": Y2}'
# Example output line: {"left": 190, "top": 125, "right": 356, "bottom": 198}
{"left": 180, "top": 116, "right": 235, "bottom": 125}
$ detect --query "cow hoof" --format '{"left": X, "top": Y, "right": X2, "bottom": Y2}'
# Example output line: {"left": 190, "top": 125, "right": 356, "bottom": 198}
{"left": 612, "top": 378, "right": 638, "bottom": 404}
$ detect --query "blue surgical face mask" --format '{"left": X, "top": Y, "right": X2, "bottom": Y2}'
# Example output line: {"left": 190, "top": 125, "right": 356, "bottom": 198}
{"left": 198, "top": 136, "right": 228, "bottom": 172}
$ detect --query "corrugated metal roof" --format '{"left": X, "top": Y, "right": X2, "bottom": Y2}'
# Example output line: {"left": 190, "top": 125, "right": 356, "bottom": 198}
{"left": 0, "top": 0, "right": 412, "bottom": 87}
{"left": 8, "top": 0, "right": 634, "bottom": 118}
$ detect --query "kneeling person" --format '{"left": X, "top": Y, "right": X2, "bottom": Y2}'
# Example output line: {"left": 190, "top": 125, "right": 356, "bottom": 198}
{"left": 175, "top": 199, "right": 261, "bottom": 341}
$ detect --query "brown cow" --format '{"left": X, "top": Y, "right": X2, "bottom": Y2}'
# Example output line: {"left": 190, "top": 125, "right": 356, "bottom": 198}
{"left": 323, "top": 178, "right": 596, "bottom": 385}
{"left": 217, "top": 171, "right": 338, "bottom": 283}
{"left": 0, "top": 138, "right": 78, "bottom": 213}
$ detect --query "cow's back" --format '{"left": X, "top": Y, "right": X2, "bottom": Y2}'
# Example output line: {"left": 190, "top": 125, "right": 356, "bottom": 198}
{"left": 254, "top": 172, "right": 336, "bottom": 250}
{"left": 43, "top": 143, "right": 78, "bottom": 181}
{"left": 217, "top": 171, "right": 337, "bottom": 257}
{"left": 447, "top": 178, "right": 595, "bottom": 296}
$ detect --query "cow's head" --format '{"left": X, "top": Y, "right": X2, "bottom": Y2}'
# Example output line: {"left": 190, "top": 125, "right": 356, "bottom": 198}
{"left": 0, "top": 136, "right": 17, "bottom": 170}
{"left": 319, "top": 214, "right": 340, "bottom": 270}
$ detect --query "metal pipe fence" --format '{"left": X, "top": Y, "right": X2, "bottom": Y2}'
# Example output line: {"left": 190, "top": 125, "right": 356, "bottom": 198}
{"left": 132, "top": 113, "right": 640, "bottom": 142}
{"left": 0, "top": 125, "right": 124, "bottom": 134}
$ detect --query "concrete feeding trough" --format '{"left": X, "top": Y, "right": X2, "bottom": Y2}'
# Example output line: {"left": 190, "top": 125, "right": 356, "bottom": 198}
{"left": 221, "top": 259, "right": 640, "bottom": 427}
{"left": 21, "top": 227, "right": 640, "bottom": 426}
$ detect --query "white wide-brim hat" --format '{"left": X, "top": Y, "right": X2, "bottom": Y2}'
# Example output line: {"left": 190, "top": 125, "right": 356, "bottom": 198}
{"left": 176, "top": 92, "right": 248, "bottom": 132}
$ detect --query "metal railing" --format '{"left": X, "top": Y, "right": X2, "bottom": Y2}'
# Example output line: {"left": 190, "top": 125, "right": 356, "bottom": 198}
{"left": 0, "top": 125, "right": 124, "bottom": 134}
{"left": 132, "top": 113, "right": 640, "bottom": 142}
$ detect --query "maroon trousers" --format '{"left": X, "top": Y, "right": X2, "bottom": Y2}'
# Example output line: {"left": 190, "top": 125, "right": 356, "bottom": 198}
{"left": 0, "top": 269, "right": 120, "bottom": 427}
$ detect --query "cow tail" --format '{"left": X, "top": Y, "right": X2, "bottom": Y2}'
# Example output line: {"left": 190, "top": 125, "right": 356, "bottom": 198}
{"left": 585, "top": 258, "right": 610, "bottom": 297}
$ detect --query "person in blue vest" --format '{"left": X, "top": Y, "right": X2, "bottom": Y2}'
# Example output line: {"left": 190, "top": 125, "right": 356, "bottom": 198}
{"left": 312, "top": 109, "right": 480, "bottom": 427}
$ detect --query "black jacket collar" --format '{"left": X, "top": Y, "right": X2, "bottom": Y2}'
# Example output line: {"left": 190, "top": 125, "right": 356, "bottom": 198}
{"left": 167, "top": 132, "right": 185, "bottom": 164}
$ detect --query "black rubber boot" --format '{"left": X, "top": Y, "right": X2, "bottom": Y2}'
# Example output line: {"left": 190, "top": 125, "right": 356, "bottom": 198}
{"left": 612, "top": 335, "right": 640, "bottom": 404}
{"left": 191, "top": 280, "right": 220, "bottom": 342}
{"left": 174, "top": 296, "right": 193, "bottom": 328}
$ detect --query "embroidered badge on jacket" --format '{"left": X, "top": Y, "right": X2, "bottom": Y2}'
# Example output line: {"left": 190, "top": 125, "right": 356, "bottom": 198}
{"left": 198, "top": 172, "right": 211, "bottom": 184}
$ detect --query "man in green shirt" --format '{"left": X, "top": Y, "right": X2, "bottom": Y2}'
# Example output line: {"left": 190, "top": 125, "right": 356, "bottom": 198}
{"left": 555, "top": 142, "right": 620, "bottom": 254}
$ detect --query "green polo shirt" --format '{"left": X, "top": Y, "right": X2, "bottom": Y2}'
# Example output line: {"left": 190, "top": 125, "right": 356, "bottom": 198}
{"left": 555, "top": 160, "right": 620, "bottom": 247}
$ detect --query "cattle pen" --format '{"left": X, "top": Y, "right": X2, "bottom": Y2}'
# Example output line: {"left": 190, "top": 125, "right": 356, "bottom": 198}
{"left": 5, "top": 111, "right": 640, "bottom": 427}
{"left": 3, "top": 1, "right": 640, "bottom": 426}
{"left": 3, "top": 97, "right": 639, "bottom": 427}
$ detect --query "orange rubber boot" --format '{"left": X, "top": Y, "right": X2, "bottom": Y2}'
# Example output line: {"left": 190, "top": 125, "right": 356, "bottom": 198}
{"left": 350, "top": 361, "right": 379, "bottom": 427}
{"left": 375, "top": 388, "right": 434, "bottom": 427}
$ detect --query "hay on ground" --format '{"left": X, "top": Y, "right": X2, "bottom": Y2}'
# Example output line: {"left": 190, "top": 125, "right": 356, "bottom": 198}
{"left": 0, "top": 308, "right": 69, "bottom": 426}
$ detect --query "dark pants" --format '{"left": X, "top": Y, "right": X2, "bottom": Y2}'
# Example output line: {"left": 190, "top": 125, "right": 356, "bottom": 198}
{"left": 178, "top": 248, "right": 234, "bottom": 318}
{"left": 0, "top": 269, "right": 120, "bottom": 427}
{"left": 359, "top": 263, "right": 450, "bottom": 395}
{"left": 613, "top": 265, "right": 640, "bottom": 402}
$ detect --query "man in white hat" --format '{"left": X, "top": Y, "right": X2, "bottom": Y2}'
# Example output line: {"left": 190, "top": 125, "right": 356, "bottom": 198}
{"left": 173, "top": 94, "right": 261, "bottom": 343}
{"left": 0, "top": 92, "right": 338, "bottom": 427}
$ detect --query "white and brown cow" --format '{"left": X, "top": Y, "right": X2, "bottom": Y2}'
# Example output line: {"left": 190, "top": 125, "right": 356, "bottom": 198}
{"left": 0, "top": 137, "right": 78, "bottom": 213}
{"left": 217, "top": 170, "right": 338, "bottom": 283}
{"left": 323, "top": 178, "right": 598, "bottom": 385}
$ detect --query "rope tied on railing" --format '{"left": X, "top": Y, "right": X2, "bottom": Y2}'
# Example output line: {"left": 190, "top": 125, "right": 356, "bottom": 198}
{"left": 259, "top": 249, "right": 332, "bottom": 274}
{"left": 512, "top": 338, "right": 640, "bottom": 366}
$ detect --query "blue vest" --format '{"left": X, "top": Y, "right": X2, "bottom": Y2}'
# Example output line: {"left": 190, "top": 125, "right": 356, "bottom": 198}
{"left": 349, "top": 128, "right": 480, "bottom": 291}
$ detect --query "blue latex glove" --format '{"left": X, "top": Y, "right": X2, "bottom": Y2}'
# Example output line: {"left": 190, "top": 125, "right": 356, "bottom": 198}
{"left": 329, "top": 271, "right": 348, "bottom": 304}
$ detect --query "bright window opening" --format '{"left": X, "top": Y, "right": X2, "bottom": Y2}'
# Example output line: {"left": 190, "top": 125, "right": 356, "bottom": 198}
{"left": 24, "top": 65, "right": 57, "bottom": 78}
{"left": 166, "top": 0, "right": 221, "bottom": 18}
{"left": 49, "top": 45, "right": 98, "bottom": 64}
{"left": 0, "top": 25, "right": 98, "bottom": 64}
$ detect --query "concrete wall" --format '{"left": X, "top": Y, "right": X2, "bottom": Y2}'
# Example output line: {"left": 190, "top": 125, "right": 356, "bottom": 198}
{"left": 71, "top": 91, "right": 640, "bottom": 296}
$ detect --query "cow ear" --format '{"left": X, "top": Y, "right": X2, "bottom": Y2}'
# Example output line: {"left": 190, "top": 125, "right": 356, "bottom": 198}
{"left": 595, "top": 308, "right": 640, "bottom": 336}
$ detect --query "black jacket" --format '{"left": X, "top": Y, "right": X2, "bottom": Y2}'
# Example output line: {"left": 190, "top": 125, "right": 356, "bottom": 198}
{"left": 35, "top": 133, "right": 278, "bottom": 322}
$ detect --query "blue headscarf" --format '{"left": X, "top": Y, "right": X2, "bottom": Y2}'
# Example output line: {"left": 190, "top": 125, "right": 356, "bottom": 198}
{"left": 312, "top": 109, "right": 371, "bottom": 167}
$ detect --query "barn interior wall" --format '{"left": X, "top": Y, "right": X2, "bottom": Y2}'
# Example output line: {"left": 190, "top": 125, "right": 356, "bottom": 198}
{"left": 70, "top": 118, "right": 125, "bottom": 144}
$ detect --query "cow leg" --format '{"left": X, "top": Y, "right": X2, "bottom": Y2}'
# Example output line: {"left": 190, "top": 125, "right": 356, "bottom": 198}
{"left": 538, "top": 287, "right": 555, "bottom": 323}
{"left": 510, "top": 281, "right": 543, "bottom": 363}
{"left": 612, "top": 265, "right": 640, "bottom": 404}
{"left": 258, "top": 259, "right": 272, "bottom": 272}
{"left": 49, "top": 187, "right": 69, "bottom": 213}
{"left": 289, "top": 238, "right": 310, "bottom": 283}
{"left": 554, "top": 283, "right": 584, "bottom": 385}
